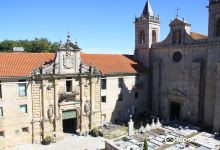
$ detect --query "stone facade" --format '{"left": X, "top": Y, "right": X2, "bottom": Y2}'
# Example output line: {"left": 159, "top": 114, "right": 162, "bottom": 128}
{"left": 135, "top": 0, "right": 220, "bottom": 132}
{"left": 0, "top": 36, "right": 147, "bottom": 148}
{"left": 0, "top": 78, "right": 33, "bottom": 148}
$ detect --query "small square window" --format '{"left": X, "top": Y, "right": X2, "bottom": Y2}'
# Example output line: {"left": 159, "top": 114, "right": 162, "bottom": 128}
{"left": 18, "top": 80, "right": 27, "bottom": 97}
{"left": 101, "top": 96, "right": 106, "bottom": 103}
{"left": 101, "top": 79, "right": 107, "bottom": 90}
{"left": 0, "top": 107, "right": 3, "bottom": 117}
{"left": 22, "top": 127, "right": 29, "bottom": 133}
{"left": 0, "top": 131, "right": 4, "bottom": 137}
{"left": 118, "top": 78, "right": 124, "bottom": 88}
{"left": 135, "top": 92, "right": 139, "bottom": 99}
{"left": 20, "top": 104, "right": 27, "bottom": 113}
{"left": 118, "top": 94, "right": 123, "bottom": 101}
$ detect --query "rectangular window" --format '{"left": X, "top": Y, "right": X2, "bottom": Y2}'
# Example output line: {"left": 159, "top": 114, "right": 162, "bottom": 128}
{"left": 20, "top": 104, "right": 27, "bottom": 113}
{"left": 0, "top": 81, "right": 2, "bottom": 99}
{"left": 0, "top": 131, "right": 4, "bottom": 137}
{"left": 101, "top": 96, "right": 106, "bottom": 103}
{"left": 118, "top": 78, "right": 124, "bottom": 88}
{"left": 18, "top": 80, "right": 27, "bottom": 97}
{"left": 66, "top": 79, "right": 72, "bottom": 92}
{"left": 0, "top": 107, "right": 3, "bottom": 117}
{"left": 135, "top": 92, "right": 139, "bottom": 99}
{"left": 135, "top": 76, "right": 140, "bottom": 86}
{"left": 101, "top": 79, "right": 106, "bottom": 90}
{"left": 22, "top": 127, "right": 29, "bottom": 133}
{"left": 118, "top": 94, "right": 123, "bottom": 101}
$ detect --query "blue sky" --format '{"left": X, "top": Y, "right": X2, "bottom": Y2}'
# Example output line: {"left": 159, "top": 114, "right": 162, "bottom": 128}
{"left": 0, "top": 0, "right": 208, "bottom": 54}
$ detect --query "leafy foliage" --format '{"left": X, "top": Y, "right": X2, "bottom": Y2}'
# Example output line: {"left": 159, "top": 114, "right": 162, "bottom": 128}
{"left": 90, "top": 127, "right": 100, "bottom": 137}
{"left": 44, "top": 135, "right": 52, "bottom": 141}
{"left": 0, "top": 38, "right": 59, "bottom": 53}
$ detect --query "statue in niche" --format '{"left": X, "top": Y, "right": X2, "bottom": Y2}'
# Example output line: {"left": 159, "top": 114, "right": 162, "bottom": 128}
{"left": 63, "top": 51, "right": 74, "bottom": 69}
{"left": 48, "top": 105, "right": 54, "bottom": 123}
{"left": 84, "top": 101, "right": 90, "bottom": 115}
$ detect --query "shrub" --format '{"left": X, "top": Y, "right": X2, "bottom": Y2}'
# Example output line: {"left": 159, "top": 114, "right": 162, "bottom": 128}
{"left": 42, "top": 135, "right": 52, "bottom": 145}
{"left": 143, "top": 137, "right": 148, "bottom": 150}
{"left": 44, "top": 135, "right": 52, "bottom": 141}
{"left": 90, "top": 127, "right": 100, "bottom": 137}
{"left": 122, "top": 137, "right": 129, "bottom": 141}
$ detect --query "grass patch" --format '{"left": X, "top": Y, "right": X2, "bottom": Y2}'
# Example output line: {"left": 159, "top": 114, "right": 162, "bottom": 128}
{"left": 103, "top": 126, "right": 128, "bottom": 140}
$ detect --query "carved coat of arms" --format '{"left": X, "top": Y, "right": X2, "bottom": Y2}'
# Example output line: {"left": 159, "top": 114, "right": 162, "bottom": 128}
{"left": 63, "top": 52, "right": 74, "bottom": 69}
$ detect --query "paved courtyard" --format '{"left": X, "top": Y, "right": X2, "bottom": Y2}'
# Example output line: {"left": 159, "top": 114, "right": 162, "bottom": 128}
{"left": 12, "top": 133, "right": 105, "bottom": 150}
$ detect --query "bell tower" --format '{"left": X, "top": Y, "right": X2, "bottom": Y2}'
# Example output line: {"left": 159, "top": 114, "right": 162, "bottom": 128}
{"left": 135, "top": 0, "right": 160, "bottom": 49}
{"left": 134, "top": 0, "right": 160, "bottom": 65}
{"left": 208, "top": 0, "right": 220, "bottom": 41}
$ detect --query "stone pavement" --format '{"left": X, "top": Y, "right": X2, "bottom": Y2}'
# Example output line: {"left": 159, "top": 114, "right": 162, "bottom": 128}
{"left": 12, "top": 133, "right": 105, "bottom": 150}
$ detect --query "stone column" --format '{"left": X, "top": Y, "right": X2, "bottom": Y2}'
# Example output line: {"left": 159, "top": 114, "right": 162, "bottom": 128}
{"left": 41, "top": 81, "right": 47, "bottom": 139}
{"left": 32, "top": 81, "right": 42, "bottom": 143}
{"left": 53, "top": 79, "right": 63, "bottom": 141}
{"left": 89, "top": 76, "right": 93, "bottom": 129}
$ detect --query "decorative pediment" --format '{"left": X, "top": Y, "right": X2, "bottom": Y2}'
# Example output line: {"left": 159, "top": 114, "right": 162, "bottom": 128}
{"left": 169, "top": 18, "right": 191, "bottom": 27}
{"left": 167, "top": 88, "right": 187, "bottom": 101}
{"left": 31, "top": 59, "right": 55, "bottom": 75}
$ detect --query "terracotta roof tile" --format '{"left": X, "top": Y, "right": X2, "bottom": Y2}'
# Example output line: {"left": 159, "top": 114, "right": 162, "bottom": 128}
{"left": 0, "top": 53, "right": 54, "bottom": 77}
{"left": 190, "top": 32, "right": 208, "bottom": 40}
{"left": 0, "top": 53, "right": 146, "bottom": 77}
{"left": 81, "top": 54, "right": 147, "bottom": 74}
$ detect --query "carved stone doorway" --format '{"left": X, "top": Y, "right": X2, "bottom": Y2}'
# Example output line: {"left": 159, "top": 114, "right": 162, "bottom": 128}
{"left": 62, "top": 110, "right": 77, "bottom": 133}
{"left": 170, "top": 102, "right": 181, "bottom": 121}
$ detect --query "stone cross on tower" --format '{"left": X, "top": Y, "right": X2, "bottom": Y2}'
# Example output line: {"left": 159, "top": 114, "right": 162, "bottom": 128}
{"left": 175, "top": 7, "right": 181, "bottom": 18}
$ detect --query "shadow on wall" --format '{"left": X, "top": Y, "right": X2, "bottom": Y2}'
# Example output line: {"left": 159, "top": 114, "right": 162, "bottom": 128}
{"left": 110, "top": 79, "right": 147, "bottom": 126}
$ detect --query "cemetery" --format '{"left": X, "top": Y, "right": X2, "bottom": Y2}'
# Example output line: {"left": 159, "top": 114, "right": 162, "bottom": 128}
{"left": 105, "top": 116, "right": 220, "bottom": 150}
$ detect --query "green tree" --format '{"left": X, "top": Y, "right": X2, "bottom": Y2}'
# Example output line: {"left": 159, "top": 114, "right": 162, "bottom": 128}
{"left": 143, "top": 137, "right": 148, "bottom": 150}
{"left": 0, "top": 38, "right": 59, "bottom": 52}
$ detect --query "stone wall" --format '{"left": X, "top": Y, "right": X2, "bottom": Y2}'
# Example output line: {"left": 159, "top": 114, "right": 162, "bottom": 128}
{"left": 150, "top": 44, "right": 209, "bottom": 125}
{"left": 0, "top": 78, "right": 33, "bottom": 148}
{"left": 101, "top": 74, "right": 148, "bottom": 123}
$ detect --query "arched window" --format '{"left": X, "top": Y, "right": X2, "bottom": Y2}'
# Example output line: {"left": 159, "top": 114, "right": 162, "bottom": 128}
{"left": 139, "top": 31, "right": 145, "bottom": 44}
{"left": 216, "top": 18, "right": 220, "bottom": 37}
{"left": 173, "top": 29, "right": 182, "bottom": 44}
{"left": 152, "top": 30, "right": 157, "bottom": 44}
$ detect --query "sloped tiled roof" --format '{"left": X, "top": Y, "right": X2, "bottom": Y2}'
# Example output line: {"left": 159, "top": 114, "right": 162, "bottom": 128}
{"left": 0, "top": 53, "right": 54, "bottom": 77}
{"left": 81, "top": 54, "right": 146, "bottom": 74}
{"left": 190, "top": 32, "right": 208, "bottom": 40}
{"left": 0, "top": 52, "right": 146, "bottom": 77}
